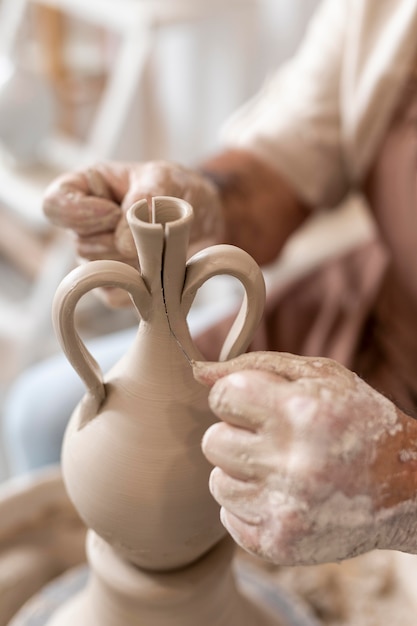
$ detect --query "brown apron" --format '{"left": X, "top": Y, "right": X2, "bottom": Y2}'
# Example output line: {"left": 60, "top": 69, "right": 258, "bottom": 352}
{"left": 197, "top": 237, "right": 417, "bottom": 418}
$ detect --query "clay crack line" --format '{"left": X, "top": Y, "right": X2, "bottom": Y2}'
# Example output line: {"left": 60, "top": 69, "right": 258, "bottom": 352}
{"left": 161, "top": 226, "right": 193, "bottom": 366}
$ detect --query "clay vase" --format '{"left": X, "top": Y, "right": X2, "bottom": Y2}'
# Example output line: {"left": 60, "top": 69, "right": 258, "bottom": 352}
{"left": 52, "top": 196, "right": 265, "bottom": 572}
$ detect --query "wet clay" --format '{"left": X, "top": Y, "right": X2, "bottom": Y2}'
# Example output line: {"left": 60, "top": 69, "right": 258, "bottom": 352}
{"left": 52, "top": 197, "right": 265, "bottom": 571}
{"left": 42, "top": 196, "right": 283, "bottom": 626}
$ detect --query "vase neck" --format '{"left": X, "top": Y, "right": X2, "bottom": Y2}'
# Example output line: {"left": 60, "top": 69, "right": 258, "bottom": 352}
{"left": 126, "top": 198, "right": 198, "bottom": 361}
{"left": 127, "top": 197, "right": 192, "bottom": 299}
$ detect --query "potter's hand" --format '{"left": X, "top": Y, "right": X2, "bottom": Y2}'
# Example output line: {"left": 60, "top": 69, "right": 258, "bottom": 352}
{"left": 194, "top": 352, "right": 417, "bottom": 566}
{"left": 43, "top": 161, "right": 223, "bottom": 306}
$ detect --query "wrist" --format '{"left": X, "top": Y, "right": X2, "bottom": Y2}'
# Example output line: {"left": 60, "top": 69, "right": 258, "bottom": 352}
{"left": 199, "top": 148, "right": 310, "bottom": 265}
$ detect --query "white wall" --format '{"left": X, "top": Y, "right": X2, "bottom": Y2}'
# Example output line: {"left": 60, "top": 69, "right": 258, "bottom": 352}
{"left": 114, "top": 0, "right": 320, "bottom": 164}
{"left": 0, "top": 0, "right": 320, "bottom": 166}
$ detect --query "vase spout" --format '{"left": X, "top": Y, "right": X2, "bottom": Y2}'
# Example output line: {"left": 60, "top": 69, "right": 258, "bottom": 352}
{"left": 127, "top": 197, "right": 193, "bottom": 298}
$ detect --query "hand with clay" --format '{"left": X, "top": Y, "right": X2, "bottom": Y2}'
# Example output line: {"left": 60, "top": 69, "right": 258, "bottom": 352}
{"left": 43, "top": 161, "right": 223, "bottom": 306}
{"left": 194, "top": 352, "right": 417, "bottom": 566}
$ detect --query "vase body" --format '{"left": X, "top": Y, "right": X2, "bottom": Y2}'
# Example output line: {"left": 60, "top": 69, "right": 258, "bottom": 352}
{"left": 53, "top": 197, "right": 265, "bottom": 572}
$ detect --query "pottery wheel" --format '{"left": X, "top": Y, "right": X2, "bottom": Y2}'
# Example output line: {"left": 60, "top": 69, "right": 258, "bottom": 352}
{"left": 9, "top": 562, "right": 320, "bottom": 626}
{"left": 7, "top": 566, "right": 88, "bottom": 626}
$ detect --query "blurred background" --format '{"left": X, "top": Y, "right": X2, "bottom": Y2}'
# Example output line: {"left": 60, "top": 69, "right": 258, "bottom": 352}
{"left": 0, "top": 0, "right": 320, "bottom": 480}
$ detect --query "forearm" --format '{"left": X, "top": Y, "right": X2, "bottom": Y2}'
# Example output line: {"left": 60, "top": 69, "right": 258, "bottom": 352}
{"left": 200, "top": 149, "right": 311, "bottom": 266}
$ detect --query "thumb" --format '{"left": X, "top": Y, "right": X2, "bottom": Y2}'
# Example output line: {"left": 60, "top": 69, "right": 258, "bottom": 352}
{"left": 192, "top": 359, "right": 238, "bottom": 388}
{"left": 192, "top": 352, "right": 274, "bottom": 387}
{"left": 193, "top": 351, "right": 342, "bottom": 387}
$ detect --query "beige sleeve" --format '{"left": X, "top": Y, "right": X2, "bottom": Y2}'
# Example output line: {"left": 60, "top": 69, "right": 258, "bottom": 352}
{"left": 221, "top": 0, "right": 349, "bottom": 208}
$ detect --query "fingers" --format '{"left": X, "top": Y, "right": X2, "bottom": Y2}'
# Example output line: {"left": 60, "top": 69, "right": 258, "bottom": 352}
{"left": 44, "top": 160, "right": 223, "bottom": 256}
{"left": 183, "top": 176, "right": 224, "bottom": 244}
{"left": 119, "top": 161, "right": 223, "bottom": 246}
{"left": 206, "top": 369, "right": 289, "bottom": 431}
{"left": 114, "top": 215, "right": 137, "bottom": 259}
{"left": 193, "top": 351, "right": 347, "bottom": 388}
{"left": 49, "top": 195, "right": 121, "bottom": 236}
{"left": 76, "top": 232, "right": 126, "bottom": 261}
{"left": 209, "top": 461, "right": 315, "bottom": 565}
{"left": 116, "top": 162, "right": 187, "bottom": 257}
{"left": 84, "top": 167, "right": 115, "bottom": 200}
{"left": 120, "top": 161, "right": 184, "bottom": 211}
{"left": 220, "top": 508, "right": 264, "bottom": 556}
{"left": 209, "top": 467, "right": 263, "bottom": 525}
{"left": 43, "top": 171, "right": 122, "bottom": 236}
{"left": 119, "top": 160, "right": 205, "bottom": 213}
{"left": 207, "top": 371, "right": 269, "bottom": 430}
{"left": 202, "top": 422, "right": 266, "bottom": 480}
{"left": 193, "top": 353, "right": 291, "bottom": 387}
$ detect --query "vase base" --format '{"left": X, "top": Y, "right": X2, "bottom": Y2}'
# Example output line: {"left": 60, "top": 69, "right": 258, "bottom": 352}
{"left": 10, "top": 545, "right": 318, "bottom": 626}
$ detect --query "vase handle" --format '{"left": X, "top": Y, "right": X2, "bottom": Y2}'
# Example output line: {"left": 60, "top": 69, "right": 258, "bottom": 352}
{"left": 52, "top": 260, "right": 151, "bottom": 413}
{"left": 182, "top": 244, "right": 266, "bottom": 361}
